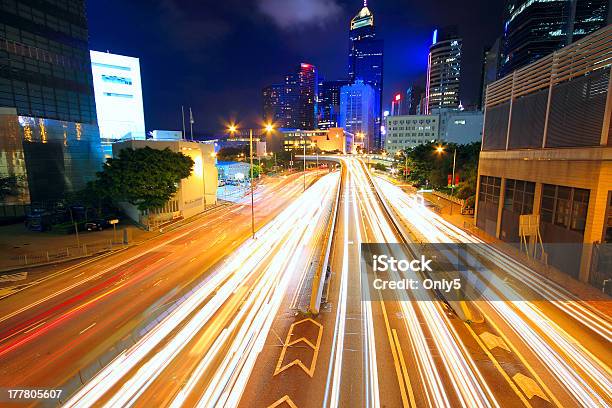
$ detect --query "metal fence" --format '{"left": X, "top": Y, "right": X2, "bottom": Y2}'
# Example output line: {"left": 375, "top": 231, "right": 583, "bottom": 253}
{"left": 5, "top": 239, "right": 125, "bottom": 269}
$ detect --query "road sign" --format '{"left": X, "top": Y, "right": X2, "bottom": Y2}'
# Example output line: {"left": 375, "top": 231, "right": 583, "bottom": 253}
{"left": 109, "top": 219, "right": 119, "bottom": 225}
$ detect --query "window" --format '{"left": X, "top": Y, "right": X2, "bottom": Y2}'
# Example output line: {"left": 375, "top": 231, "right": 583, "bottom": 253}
{"left": 541, "top": 184, "right": 590, "bottom": 233}
{"left": 479, "top": 175, "right": 501, "bottom": 205}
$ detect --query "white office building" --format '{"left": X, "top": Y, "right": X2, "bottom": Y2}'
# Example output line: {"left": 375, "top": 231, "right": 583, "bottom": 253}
{"left": 384, "top": 114, "right": 439, "bottom": 154}
{"left": 90, "top": 51, "right": 146, "bottom": 157}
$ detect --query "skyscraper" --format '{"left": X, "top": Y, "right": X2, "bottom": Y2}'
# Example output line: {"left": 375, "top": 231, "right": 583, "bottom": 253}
{"left": 425, "top": 27, "right": 462, "bottom": 114}
{"left": 262, "top": 83, "right": 284, "bottom": 124}
{"left": 339, "top": 80, "right": 376, "bottom": 152}
{"left": 479, "top": 38, "right": 501, "bottom": 109}
{"left": 0, "top": 0, "right": 104, "bottom": 206}
{"left": 318, "top": 79, "right": 350, "bottom": 129}
{"left": 499, "top": 0, "right": 610, "bottom": 78}
{"left": 0, "top": 1, "right": 97, "bottom": 124}
{"left": 267, "top": 63, "right": 318, "bottom": 130}
{"left": 297, "top": 63, "right": 318, "bottom": 130}
{"left": 348, "top": 2, "right": 383, "bottom": 149}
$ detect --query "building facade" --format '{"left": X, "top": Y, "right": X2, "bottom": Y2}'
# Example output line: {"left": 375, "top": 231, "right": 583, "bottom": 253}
{"left": 339, "top": 80, "right": 376, "bottom": 152}
{"left": 479, "top": 38, "right": 501, "bottom": 109}
{"left": 0, "top": 0, "right": 97, "bottom": 124}
{"left": 297, "top": 63, "right": 318, "bottom": 130}
{"left": 112, "top": 139, "right": 217, "bottom": 228}
{"left": 90, "top": 51, "right": 146, "bottom": 157}
{"left": 426, "top": 28, "right": 462, "bottom": 114}
{"left": 318, "top": 79, "right": 350, "bottom": 129}
{"left": 438, "top": 110, "right": 484, "bottom": 145}
{"left": 384, "top": 114, "right": 439, "bottom": 154}
{"left": 499, "top": 0, "right": 610, "bottom": 78}
{"left": 262, "top": 83, "right": 284, "bottom": 124}
{"left": 477, "top": 26, "right": 611, "bottom": 286}
{"left": 281, "top": 128, "right": 350, "bottom": 154}
{"left": 348, "top": 4, "right": 383, "bottom": 149}
{"left": 0, "top": 0, "right": 104, "bottom": 209}
{"left": 0, "top": 107, "right": 104, "bottom": 206}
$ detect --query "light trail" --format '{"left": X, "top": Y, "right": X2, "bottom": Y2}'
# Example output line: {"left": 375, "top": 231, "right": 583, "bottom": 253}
{"left": 350, "top": 159, "right": 498, "bottom": 408}
{"left": 376, "top": 176, "right": 612, "bottom": 406}
{"left": 64, "top": 172, "right": 339, "bottom": 408}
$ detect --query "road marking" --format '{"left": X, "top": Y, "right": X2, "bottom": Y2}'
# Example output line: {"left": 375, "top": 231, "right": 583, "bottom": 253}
{"left": 79, "top": 322, "right": 96, "bottom": 335}
{"left": 479, "top": 331, "right": 510, "bottom": 352}
{"left": 274, "top": 318, "right": 323, "bottom": 377}
{"left": 478, "top": 306, "right": 563, "bottom": 408}
{"left": 267, "top": 395, "right": 298, "bottom": 408}
{"left": 513, "top": 373, "right": 550, "bottom": 402}
{"left": 464, "top": 323, "right": 532, "bottom": 407}
{"left": 24, "top": 320, "right": 46, "bottom": 334}
{"left": 392, "top": 328, "right": 417, "bottom": 408}
{"left": 0, "top": 272, "right": 28, "bottom": 283}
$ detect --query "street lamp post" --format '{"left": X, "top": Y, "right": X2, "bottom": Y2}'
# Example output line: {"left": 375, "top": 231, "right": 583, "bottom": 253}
{"left": 228, "top": 122, "right": 274, "bottom": 239}
{"left": 436, "top": 145, "right": 457, "bottom": 215}
{"left": 300, "top": 136, "right": 306, "bottom": 192}
{"left": 249, "top": 129, "right": 255, "bottom": 238}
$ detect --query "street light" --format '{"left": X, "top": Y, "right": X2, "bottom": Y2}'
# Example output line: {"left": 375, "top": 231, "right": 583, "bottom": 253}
{"left": 435, "top": 144, "right": 457, "bottom": 215}
{"left": 226, "top": 121, "right": 275, "bottom": 239}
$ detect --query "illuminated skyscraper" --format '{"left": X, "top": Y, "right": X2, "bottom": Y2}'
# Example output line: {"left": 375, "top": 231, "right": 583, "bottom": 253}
{"left": 272, "top": 63, "right": 318, "bottom": 130}
{"left": 262, "top": 83, "right": 284, "bottom": 124}
{"left": 499, "top": 0, "right": 610, "bottom": 78}
{"left": 339, "top": 80, "right": 376, "bottom": 152}
{"left": 425, "top": 27, "right": 462, "bottom": 114}
{"left": 297, "top": 63, "right": 318, "bottom": 130}
{"left": 348, "top": 2, "right": 383, "bottom": 148}
{"left": 318, "top": 79, "right": 350, "bottom": 129}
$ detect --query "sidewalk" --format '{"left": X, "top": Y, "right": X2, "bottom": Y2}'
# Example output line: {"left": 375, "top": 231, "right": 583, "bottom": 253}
{"left": 413, "top": 188, "right": 611, "bottom": 315}
{"left": 0, "top": 202, "right": 229, "bottom": 272}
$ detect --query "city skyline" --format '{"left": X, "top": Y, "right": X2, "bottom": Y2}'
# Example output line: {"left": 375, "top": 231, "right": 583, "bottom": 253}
{"left": 87, "top": 0, "right": 505, "bottom": 135}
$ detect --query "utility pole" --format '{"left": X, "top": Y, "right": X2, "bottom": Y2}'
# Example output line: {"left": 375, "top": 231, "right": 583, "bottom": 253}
{"left": 250, "top": 129, "right": 255, "bottom": 238}
{"left": 302, "top": 136, "right": 306, "bottom": 192}
{"left": 450, "top": 148, "right": 456, "bottom": 215}
{"left": 181, "top": 106, "right": 186, "bottom": 139}
{"left": 189, "top": 107, "right": 194, "bottom": 141}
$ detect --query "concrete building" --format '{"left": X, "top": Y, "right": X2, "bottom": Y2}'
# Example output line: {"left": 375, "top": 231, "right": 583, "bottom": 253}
{"left": 112, "top": 139, "right": 217, "bottom": 228}
{"left": 151, "top": 130, "right": 182, "bottom": 141}
{"left": 438, "top": 110, "right": 484, "bottom": 144}
{"left": 90, "top": 51, "right": 146, "bottom": 157}
{"left": 282, "top": 128, "right": 350, "bottom": 154}
{"left": 476, "top": 26, "right": 611, "bottom": 286}
{"left": 384, "top": 114, "right": 439, "bottom": 154}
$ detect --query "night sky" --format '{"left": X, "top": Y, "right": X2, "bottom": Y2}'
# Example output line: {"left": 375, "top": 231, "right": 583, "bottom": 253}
{"left": 87, "top": 0, "right": 505, "bottom": 136}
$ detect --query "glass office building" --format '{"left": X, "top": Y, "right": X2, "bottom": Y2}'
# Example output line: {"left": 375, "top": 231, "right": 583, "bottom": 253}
{"left": 0, "top": 0, "right": 103, "bottom": 207}
{"left": 348, "top": 4, "right": 384, "bottom": 149}
{"left": 339, "top": 80, "right": 376, "bottom": 152}
{"left": 426, "top": 28, "right": 462, "bottom": 114}
{"left": 0, "top": 108, "right": 103, "bottom": 205}
{"left": 499, "top": 0, "right": 609, "bottom": 78}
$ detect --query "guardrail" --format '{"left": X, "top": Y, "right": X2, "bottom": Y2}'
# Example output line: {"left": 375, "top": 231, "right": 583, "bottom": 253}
{"left": 308, "top": 168, "right": 342, "bottom": 315}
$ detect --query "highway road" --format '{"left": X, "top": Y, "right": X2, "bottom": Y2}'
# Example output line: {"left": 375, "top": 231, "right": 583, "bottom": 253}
{"left": 0, "top": 157, "right": 610, "bottom": 408}
{"left": 0, "top": 170, "right": 329, "bottom": 406}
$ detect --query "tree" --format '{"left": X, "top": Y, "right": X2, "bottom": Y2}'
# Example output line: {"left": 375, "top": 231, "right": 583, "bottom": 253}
{"left": 0, "top": 176, "right": 19, "bottom": 201}
{"left": 94, "top": 147, "right": 194, "bottom": 212}
{"left": 374, "top": 163, "right": 387, "bottom": 172}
